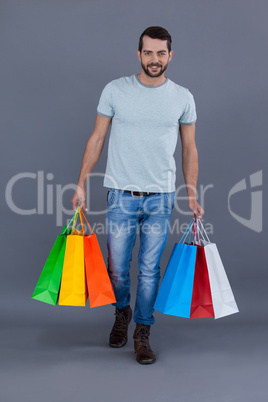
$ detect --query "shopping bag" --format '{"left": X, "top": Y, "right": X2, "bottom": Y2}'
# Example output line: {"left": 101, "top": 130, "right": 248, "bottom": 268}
{"left": 32, "top": 226, "right": 69, "bottom": 305}
{"left": 155, "top": 217, "right": 239, "bottom": 320}
{"left": 154, "top": 220, "right": 197, "bottom": 317}
{"left": 204, "top": 242, "right": 239, "bottom": 319}
{"left": 58, "top": 208, "right": 88, "bottom": 306}
{"left": 196, "top": 219, "right": 239, "bottom": 319}
{"left": 190, "top": 245, "right": 214, "bottom": 318}
{"left": 80, "top": 207, "right": 116, "bottom": 307}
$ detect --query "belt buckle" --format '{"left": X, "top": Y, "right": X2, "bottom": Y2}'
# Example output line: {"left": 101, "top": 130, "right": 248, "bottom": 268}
{"left": 130, "top": 191, "right": 151, "bottom": 197}
{"left": 131, "top": 191, "right": 143, "bottom": 197}
{"left": 131, "top": 191, "right": 140, "bottom": 197}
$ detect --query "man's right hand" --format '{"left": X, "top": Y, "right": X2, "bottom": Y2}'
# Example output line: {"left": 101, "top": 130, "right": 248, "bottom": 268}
{"left": 71, "top": 185, "right": 87, "bottom": 211}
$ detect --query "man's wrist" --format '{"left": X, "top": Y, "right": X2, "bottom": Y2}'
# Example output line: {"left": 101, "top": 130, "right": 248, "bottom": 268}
{"left": 188, "top": 195, "right": 197, "bottom": 207}
{"left": 185, "top": 183, "right": 197, "bottom": 199}
{"left": 77, "top": 172, "right": 90, "bottom": 189}
{"left": 77, "top": 180, "right": 86, "bottom": 189}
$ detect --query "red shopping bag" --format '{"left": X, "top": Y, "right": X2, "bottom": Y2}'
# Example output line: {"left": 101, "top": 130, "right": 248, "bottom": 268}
{"left": 188, "top": 218, "right": 214, "bottom": 318}
{"left": 190, "top": 245, "right": 214, "bottom": 318}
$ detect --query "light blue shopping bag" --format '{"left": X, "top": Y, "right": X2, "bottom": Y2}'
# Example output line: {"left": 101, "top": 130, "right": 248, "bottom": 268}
{"left": 154, "top": 220, "right": 198, "bottom": 318}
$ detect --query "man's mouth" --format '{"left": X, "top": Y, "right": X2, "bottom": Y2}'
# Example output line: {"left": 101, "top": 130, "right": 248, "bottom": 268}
{"left": 149, "top": 65, "right": 161, "bottom": 71}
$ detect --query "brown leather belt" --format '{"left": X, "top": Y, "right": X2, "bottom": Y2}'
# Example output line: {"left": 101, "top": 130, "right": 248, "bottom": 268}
{"left": 123, "top": 190, "right": 158, "bottom": 197}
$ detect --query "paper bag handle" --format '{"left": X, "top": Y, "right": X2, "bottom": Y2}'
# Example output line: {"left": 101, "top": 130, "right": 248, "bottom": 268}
{"left": 79, "top": 206, "right": 94, "bottom": 235}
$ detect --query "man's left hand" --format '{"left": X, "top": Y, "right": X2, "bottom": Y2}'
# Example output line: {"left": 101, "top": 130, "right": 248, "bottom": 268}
{"left": 188, "top": 199, "right": 204, "bottom": 219}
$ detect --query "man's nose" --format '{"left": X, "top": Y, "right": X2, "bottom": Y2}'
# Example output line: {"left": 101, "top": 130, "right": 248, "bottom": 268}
{"left": 151, "top": 54, "right": 159, "bottom": 63}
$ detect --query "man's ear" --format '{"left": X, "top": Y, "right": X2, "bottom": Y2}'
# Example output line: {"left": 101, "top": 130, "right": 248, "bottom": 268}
{"left": 136, "top": 49, "right": 141, "bottom": 62}
{"left": 168, "top": 50, "right": 174, "bottom": 62}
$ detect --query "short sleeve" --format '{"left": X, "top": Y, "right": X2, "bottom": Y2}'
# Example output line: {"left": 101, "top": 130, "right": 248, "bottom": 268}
{"left": 97, "top": 82, "right": 114, "bottom": 118}
{"left": 179, "top": 91, "right": 197, "bottom": 125}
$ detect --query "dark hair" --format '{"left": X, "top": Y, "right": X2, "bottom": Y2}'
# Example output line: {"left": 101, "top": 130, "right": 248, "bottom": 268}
{"left": 138, "top": 26, "right": 172, "bottom": 53}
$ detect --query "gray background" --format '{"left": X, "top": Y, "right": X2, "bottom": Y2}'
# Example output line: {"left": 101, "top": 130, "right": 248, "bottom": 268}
{"left": 1, "top": 0, "right": 267, "bottom": 401}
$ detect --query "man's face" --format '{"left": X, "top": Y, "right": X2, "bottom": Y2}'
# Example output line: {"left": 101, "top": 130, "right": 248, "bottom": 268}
{"left": 137, "top": 36, "right": 174, "bottom": 78}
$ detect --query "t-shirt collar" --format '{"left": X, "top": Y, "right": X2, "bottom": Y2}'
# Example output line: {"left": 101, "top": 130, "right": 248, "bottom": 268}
{"left": 134, "top": 74, "right": 169, "bottom": 88}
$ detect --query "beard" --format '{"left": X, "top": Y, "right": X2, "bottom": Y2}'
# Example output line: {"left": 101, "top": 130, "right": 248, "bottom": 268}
{"left": 141, "top": 61, "right": 168, "bottom": 78}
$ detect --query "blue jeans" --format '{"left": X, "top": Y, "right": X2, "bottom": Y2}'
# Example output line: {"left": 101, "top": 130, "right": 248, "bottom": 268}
{"left": 106, "top": 189, "right": 175, "bottom": 325}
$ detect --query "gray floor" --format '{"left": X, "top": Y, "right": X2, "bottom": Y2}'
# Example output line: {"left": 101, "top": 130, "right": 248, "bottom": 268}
{"left": 1, "top": 290, "right": 268, "bottom": 402}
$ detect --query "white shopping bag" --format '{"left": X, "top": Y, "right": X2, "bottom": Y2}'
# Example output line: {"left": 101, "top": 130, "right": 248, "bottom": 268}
{"left": 195, "top": 219, "right": 239, "bottom": 319}
{"left": 204, "top": 243, "right": 239, "bottom": 319}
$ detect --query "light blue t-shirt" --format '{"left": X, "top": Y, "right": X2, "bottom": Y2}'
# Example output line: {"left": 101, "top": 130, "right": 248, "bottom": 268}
{"left": 97, "top": 74, "right": 197, "bottom": 193}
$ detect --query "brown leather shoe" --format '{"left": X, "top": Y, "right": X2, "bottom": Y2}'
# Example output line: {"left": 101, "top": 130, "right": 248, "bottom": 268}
{"left": 109, "top": 305, "right": 132, "bottom": 348}
{"left": 133, "top": 323, "right": 156, "bottom": 364}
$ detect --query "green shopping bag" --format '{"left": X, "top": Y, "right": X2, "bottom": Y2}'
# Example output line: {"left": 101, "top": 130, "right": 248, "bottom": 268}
{"left": 31, "top": 226, "right": 68, "bottom": 305}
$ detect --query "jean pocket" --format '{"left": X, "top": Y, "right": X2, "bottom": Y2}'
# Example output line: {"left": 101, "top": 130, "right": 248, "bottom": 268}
{"left": 107, "top": 189, "right": 116, "bottom": 209}
{"left": 165, "top": 192, "right": 175, "bottom": 210}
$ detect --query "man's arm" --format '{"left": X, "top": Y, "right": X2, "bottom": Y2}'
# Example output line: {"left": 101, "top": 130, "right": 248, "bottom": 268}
{"left": 71, "top": 114, "right": 112, "bottom": 211}
{"left": 179, "top": 123, "right": 204, "bottom": 219}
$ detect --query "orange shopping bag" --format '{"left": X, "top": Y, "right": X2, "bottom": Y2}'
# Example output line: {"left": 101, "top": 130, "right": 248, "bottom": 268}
{"left": 79, "top": 207, "right": 116, "bottom": 308}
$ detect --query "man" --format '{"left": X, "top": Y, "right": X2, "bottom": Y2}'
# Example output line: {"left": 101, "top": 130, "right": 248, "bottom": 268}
{"left": 71, "top": 26, "right": 204, "bottom": 364}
